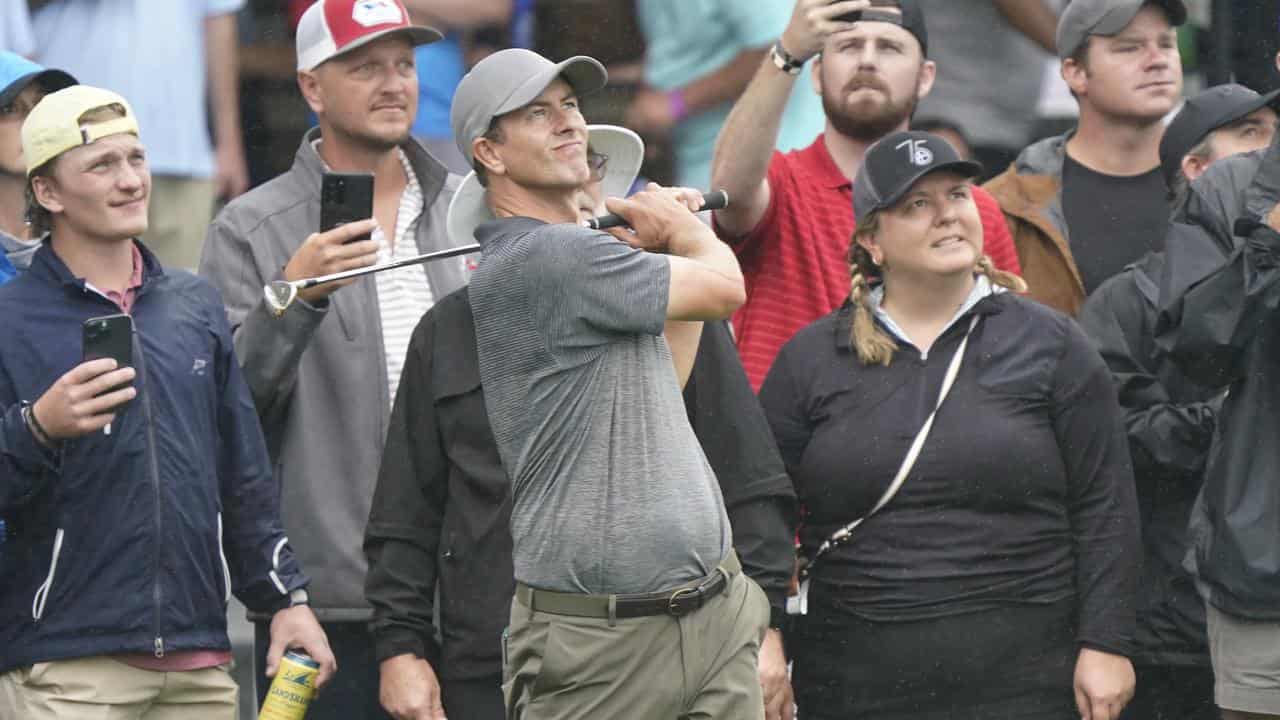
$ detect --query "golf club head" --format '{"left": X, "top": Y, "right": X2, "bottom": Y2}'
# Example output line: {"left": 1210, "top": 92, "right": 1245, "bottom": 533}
{"left": 265, "top": 281, "right": 299, "bottom": 317}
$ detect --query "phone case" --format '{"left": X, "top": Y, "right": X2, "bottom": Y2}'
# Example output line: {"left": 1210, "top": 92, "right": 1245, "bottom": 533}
{"left": 320, "top": 172, "right": 375, "bottom": 243}
{"left": 82, "top": 314, "right": 134, "bottom": 368}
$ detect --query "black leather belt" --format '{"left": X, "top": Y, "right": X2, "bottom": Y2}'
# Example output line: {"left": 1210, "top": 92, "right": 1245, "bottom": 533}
{"left": 515, "top": 551, "right": 740, "bottom": 620}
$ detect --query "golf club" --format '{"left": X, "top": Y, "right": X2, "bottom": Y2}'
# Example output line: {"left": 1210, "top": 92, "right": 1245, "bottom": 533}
{"left": 264, "top": 189, "right": 730, "bottom": 316}
{"left": 585, "top": 189, "right": 728, "bottom": 229}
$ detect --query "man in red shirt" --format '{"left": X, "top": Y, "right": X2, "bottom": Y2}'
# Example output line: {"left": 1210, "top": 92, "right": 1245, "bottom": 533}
{"left": 712, "top": 0, "right": 1020, "bottom": 389}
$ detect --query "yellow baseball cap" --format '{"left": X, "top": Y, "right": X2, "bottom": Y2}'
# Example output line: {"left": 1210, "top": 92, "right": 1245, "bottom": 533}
{"left": 21, "top": 85, "right": 140, "bottom": 176}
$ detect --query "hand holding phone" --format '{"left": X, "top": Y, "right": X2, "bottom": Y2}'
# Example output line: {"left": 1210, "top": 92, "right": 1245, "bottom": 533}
{"left": 782, "top": 1, "right": 871, "bottom": 63}
{"left": 30, "top": 357, "right": 136, "bottom": 444}
{"left": 276, "top": 173, "right": 380, "bottom": 306}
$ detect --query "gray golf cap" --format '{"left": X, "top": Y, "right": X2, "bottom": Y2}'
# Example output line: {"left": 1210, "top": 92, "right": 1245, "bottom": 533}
{"left": 450, "top": 48, "right": 607, "bottom": 167}
{"left": 1057, "top": 0, "right": 1186, "bottom": 60}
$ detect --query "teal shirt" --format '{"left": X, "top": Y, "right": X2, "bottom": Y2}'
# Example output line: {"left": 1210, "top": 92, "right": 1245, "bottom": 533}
{"left": 637, "top": 0, "right": 824, "bottom": 188}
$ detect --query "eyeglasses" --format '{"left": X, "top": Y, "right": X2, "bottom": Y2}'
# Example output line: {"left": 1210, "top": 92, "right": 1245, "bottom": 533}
{"left": 588, "top": 150, "right": 609, "bottom": 182}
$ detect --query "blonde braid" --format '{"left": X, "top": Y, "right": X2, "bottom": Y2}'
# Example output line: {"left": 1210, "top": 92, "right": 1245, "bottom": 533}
{"left": 847, "top": 214, "right": 899, "bottom": 366}
{"left": 975, "top": 254, "right": 1028, "bottom": 294}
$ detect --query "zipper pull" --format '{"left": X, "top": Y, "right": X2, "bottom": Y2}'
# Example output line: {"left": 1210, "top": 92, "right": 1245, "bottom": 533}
{"left": 154, "top": 636, "right": 165, "bottom": 658}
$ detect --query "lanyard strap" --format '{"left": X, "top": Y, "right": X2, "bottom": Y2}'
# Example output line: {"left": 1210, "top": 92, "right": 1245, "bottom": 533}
{"left": 801, "top": 314, "right": 980, "bottom": 579}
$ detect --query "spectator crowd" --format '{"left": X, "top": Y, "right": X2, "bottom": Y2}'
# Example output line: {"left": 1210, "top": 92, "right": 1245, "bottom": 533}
{"left": 3, "top": 1, "right": 1280, "bottom": 719}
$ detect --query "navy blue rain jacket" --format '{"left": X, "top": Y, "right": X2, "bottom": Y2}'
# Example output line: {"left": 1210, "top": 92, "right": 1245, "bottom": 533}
{"left": 0, "top": 241, "right": 307, "bottom": 672}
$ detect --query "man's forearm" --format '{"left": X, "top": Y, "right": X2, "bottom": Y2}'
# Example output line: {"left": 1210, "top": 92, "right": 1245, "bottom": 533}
{"left": 403, "top": 0, "right": 510, "bottom": 30}
{"left": 204, "top": 13, "right": 244, "bottom": 157}
{"left": 710, "top": 53, "right": 798, "bottom": 236}
{"left": 680, "top": 48, "right": 769, "bottom": 116}
{"left": 992, "top": 0, "right": 1058, "bottom": 54}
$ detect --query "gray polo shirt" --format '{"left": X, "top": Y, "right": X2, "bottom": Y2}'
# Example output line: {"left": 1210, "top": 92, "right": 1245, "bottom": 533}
{"left": 468, "top": 217, "right": 732, "bottom": 595}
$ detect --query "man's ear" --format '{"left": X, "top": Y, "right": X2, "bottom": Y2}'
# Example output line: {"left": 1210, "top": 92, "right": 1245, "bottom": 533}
{"left": 1182, "top": 153, "right": 1209, "bottom": 182}
{"left": 473, "top": 134, "right": 506, "bottom": 178}
{"left": 31, "top": 175, "right": 63, "bottom": 215}
{"left": 916, "top": 60, "right": 937, "bottom": 101}
{"left": 297, "top": 70, "right": 324, "bottom": 115}
{"left": 1062, "top": 58, "right": 1088, "bottom": 98}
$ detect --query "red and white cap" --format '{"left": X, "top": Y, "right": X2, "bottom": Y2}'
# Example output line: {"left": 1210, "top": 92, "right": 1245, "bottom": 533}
{"left": 296, "top": 0, "right": 442, "bottom": 72}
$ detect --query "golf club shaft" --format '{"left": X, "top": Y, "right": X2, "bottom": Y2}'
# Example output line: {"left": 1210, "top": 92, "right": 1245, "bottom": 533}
{"left": 298, "top": 243, "right": 481, "bottom": 290}
{"left": 585, "top": 189, "right": 729, "bottom": 230}
{"left": 292, "top": 189, "right": 731, "bottom": 290}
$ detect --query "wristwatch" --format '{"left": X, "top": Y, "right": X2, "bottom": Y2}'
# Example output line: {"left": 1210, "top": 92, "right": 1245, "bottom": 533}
{"left": 288, "top": 588, "right": 310, "bottom": 608}
{"left": 771, "top": 43, "right": 804, "bottom": 76}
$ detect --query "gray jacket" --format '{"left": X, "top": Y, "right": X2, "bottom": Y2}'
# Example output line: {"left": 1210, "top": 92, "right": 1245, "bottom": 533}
{"left": 1, "top": 230, "right": 40, "bottom": 272}
{"left": 199, "top": 128, "right": 471, "bottom": 620}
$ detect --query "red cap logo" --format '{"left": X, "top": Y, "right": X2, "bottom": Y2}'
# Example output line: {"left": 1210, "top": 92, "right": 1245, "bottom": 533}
{"left": 326, "top": 0, "right": 407, "bottom": 50}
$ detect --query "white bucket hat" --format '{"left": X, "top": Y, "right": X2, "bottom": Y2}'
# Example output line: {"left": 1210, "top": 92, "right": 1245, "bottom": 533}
{"left": 445, "top": 123, "right": 645, "bottom": 244}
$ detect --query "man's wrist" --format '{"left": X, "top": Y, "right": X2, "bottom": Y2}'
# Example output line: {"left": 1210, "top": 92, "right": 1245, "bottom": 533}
{"left": 775, "top": 36, "right": 810, "bottom": 68}
{"left": 22, "top": 402, "right": 57, "bottom": 448}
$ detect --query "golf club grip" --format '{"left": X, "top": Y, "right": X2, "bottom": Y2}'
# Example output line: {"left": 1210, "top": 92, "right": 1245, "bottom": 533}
{"left": 586, "top": 189, "right": 729, "bottom": 230}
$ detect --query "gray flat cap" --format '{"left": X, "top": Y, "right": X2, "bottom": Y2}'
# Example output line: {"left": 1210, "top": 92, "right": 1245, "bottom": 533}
{"left": 1057, "top": 0, "right": 1187, "bottom": 60}
{"left": 450, "top": 48, "right": 607, "bottom": 166}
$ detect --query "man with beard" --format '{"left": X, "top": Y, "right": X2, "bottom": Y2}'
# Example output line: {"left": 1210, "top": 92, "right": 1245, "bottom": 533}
{"left": 0, "top": 52, "right": 75, "bottom": 284}
{"left": 197, "top": 1, "right": 474, "bottom": 718}
{"left": 985, "top": 0, "right": 1186, "bottom": 315}
{"left": 710, "top": 0, "right": 1020, "bottom": 390}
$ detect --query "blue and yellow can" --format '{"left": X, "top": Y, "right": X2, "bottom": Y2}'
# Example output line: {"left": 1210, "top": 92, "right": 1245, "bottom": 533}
{"left": 258, "top": 650, "right": 319, "bottom": 720}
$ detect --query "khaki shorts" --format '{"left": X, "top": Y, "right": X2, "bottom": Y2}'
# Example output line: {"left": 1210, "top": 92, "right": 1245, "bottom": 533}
{"left": 1209, "top": 603, "right": 1280, "bottom": 714}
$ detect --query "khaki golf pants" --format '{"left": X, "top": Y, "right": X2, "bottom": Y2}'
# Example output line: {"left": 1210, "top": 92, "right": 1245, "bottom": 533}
{"left": 0, "top": 656, "right": 238, "bottom": 720}
{"left": 502, "top": 570, "right": 770, "bottom": 720}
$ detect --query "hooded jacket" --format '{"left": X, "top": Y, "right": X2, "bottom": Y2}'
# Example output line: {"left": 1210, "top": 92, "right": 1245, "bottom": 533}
{"left": 1079, "top": 228, "right": 1228, "bottom": 666}
{"left": 1, "top": 230, "right": 40, "bottom": 274}
{"left": 199, "top": 128, "right": 471, "bottom": 620}
{"left": 0, "top": 241, "right": 305, "bottom": 673}
{"left": 1155, "top": 133, "right": 1280, "bottom": 619}
{"left": 983, "top": 134, "right": 1084, "bottom": 315}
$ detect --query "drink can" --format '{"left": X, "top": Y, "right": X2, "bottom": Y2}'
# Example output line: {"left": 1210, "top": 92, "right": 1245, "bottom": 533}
{"left": 258, "top": 650, "right": 319, "bottom": 720}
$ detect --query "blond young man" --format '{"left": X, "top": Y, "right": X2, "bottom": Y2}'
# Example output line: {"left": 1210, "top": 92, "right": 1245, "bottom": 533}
{"left": 0, "top": 85, "right": 331, "bottom": 720}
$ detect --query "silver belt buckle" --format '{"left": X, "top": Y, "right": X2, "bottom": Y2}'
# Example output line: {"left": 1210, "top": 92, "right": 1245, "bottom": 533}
{"left": 666, "top": 587, "right": 698, "bottom": 616}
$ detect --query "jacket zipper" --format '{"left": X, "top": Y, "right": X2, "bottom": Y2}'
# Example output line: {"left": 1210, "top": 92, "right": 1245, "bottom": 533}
{"left": 31, "top": 528, "right": 65, "bottom": 620}
{"left": 135, "top": 330, "right": 165, "bottom": 657}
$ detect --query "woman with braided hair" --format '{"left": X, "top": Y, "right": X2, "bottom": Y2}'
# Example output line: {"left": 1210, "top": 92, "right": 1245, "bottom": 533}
{"left": 759, "top": 131, "right": 1142, "bottom": 720}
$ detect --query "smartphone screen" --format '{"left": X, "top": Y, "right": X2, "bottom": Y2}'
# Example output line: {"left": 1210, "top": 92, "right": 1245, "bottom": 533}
{"left": 320, "top": 172, "right": 375, "bottom": 244}
{"left": 82, "top": 314, "right": 134, "bottom": 399}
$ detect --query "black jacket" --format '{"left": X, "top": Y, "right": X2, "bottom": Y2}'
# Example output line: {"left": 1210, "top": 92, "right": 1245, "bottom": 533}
{"left": 760, "top": 291, "right": 1140, "bottom": 656}
{"left": 1162, "top": 217, "right": 1280, "bottom": 617}
{"left": 1079, "top": 232, "right": 1226, "bottom": 666}
{"left": 364, "top": 288, "right": 796, "bottom": 679}
{"left": 1156, "top": 133, "right": 1280, "bottom": 619}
